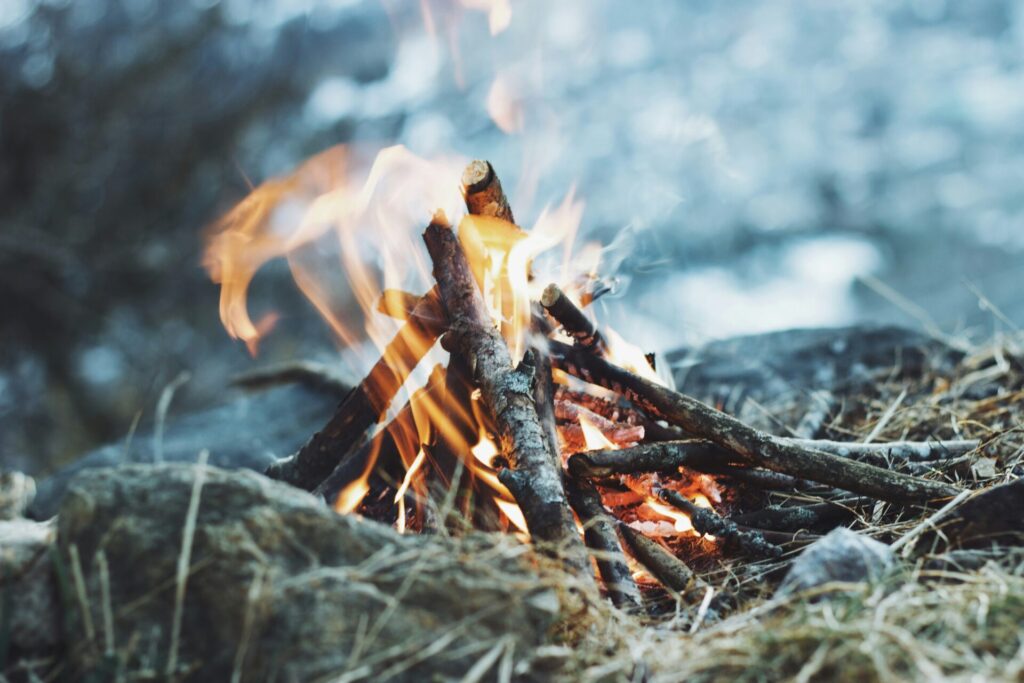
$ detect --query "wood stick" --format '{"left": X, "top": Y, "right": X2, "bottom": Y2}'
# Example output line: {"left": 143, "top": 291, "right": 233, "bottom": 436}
{"left": 617, "top": 522, "right": 702, "bottom": 595}
{"left": 549, "top": 341, "right": 961, "bottom": 503}
{"left": 314, "top": 365, "right": 448, "bottom": 507}
{"left": 266, "top": 294, "right": 443, "bottom": 491}
{"left": 541, "top": 283, "right": 606, "bottom": 354}
{"left": 784, "top": 438, "right": 979, "bottom": 462}
{"left": 565, "top": 478, "right": 642, "bottom": 611}
{"left": 423, "top": 213, "right": 590, "bottom": 572}
{"left": 728, "top": 500, "right": 859, "bottom": 533}
{"left": 567, "top": 440, "right": 740, "bottom": 479}
{"left": 462, "top": 160, "right": 514, "bottom": 223}
{"left": 655, "top": 487, "right": 782, "bottom": 559}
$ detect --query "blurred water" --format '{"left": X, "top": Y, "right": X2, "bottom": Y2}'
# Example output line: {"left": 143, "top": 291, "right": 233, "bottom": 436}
{"left": 2, "top": 0, "right": 1023, "bottom": 472}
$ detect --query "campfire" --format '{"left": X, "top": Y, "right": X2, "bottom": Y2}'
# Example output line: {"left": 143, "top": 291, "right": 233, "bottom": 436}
{"left": 204, "top": 152, "right": 968, "bottom": 611}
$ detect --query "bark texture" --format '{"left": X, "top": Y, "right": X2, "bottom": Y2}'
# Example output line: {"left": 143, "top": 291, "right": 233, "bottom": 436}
{"left": 549, "top": 341, "right": 961, "bottom": 503}
{"left": 423, "top": 217, "right": 590, "bottom": 573}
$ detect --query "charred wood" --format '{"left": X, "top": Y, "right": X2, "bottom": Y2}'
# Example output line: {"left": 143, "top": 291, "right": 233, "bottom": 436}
{"left": 423, "top": 213, "right": 590, "bottom": 573}
{"left": 617, "top": 522, "right": 703, "bottom": 595}
{"left": 549, "top": 341, "right": 961, "bottom": 504}
{"left": 565, "top": 478, "right": 643, "bottom": 611}
{"left": 266, "top": 293, "right": 443, "bottom": 491}
{"left": 541, "top": 283, "right": 606, "bottom": 354}
{"left": 655, "top": 487, "right": 782, "bottom": 559}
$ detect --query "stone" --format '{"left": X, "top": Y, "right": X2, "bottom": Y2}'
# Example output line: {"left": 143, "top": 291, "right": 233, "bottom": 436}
{"left": 57, "top": 464, "right": 571, "bottom": 682}
{"left": 0, "top": 470, "right": 36, "bottom": 520}
{"left": 777, "top": 527, "right": 897, "bottom": 597}
{"left": 0, "top": 518, "right": 59, "bottom": 653}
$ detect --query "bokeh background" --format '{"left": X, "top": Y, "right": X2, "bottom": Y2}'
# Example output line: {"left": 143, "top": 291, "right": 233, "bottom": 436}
{"left": 2, "top": 0, "right": 1022, "bottom": 475}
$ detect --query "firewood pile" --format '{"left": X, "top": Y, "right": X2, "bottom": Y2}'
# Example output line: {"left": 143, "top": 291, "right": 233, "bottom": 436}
{"left": 258, "top": 160, "right": 980, "bottom": 611}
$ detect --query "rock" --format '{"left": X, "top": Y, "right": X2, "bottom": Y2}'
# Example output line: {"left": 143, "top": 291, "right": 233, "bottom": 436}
{"left": 0, "top": 518, "right": 59, "bottom": 653}
{"left": 924, "top": 479, "right": 1024, "bottom": 550}
{"left": 667, "top": 325, "right": 961, "bottom": 433}
{"left": 29, "top": 383, "right": 338, "bottom": 520}
{"left": 777, "top": 528, "right": 897, "bottom": 597}
{"left": 57, "top": 464, "right": 572, "bottom": 682}
{"left": 0, "top": 470, "right": 35, "bottom": 519}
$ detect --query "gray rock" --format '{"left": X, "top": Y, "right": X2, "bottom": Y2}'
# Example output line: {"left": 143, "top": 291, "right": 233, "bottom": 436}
{"left": 0, "top": 518, "right": 59, "bottom": 653}
{"left": 0, "top": 471, "right": 36, "bottom": 520}
{"left": 777, "top": 527, "right": 897, "bottom": 597}
{"left": 29, "top": 383, "right": 338, "bottom": 520}
{"left": 57, "top": 464, "right": 569, "bottom": 682}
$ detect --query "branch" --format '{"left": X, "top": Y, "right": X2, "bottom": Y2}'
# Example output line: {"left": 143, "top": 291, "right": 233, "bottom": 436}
{"left": 423, "top": 214, "right": 590, "bottom": 572}
{"left": 461, "top": 160, "right": 514, "bottom": 223}
{"left": 265, "top": 293, "right": 443, "bottom": 490}
{"left": 565, "top": 478, "right": 642, "bottom": 611}
{"left": 549, "top": 341, "right": 961, "bottom": 503}
{"left": 540, "top": 283, "right": 606, "bottom": 354}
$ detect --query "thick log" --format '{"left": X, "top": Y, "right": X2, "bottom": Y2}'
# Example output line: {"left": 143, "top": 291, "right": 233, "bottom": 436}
{"left": 565, "top": 479, "right": 642, "bottom": 611}
{"left": 616, "top": 523, "right": 702, "bottom": 595}
{"left": 461, "top": 160, "right": 514, "bottom": 223}
{"left": 423, "top": 215, "right": 590, "bottom": 572}
{"left": 655, "top": 487, "right": 782, "bottom": 558}
{"left": 549, "top": 342, "right": 961, "bottom": 503}
{"left": 266, "top": 294, "right": 443, "bottom": 491}
{"left": 540, "top": 283, "right": 606, "bottom": 354}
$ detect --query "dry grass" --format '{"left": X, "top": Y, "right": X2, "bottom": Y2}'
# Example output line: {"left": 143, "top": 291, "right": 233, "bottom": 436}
{"left": 551, "top": 333, "right": 1024, "bottom": 683}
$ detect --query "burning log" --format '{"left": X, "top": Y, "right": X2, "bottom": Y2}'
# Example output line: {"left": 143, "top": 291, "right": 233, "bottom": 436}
{"left": 266, "top": 293, "right": 444, "bottom": 491}
{"left": 558, "top": 424, "right": 645, "bottom": 454}
{"left": 616, "top": 522, "right": 703, "bottom": 595}
{"left": 549, "top": 342, "right": 962, "bottom": 504}
{"left": 565, "top": 478, "right": 642, "bottom": 611}
{"left": 541, "top": 283, "right": 606, "bottom": 354}
{"left": 728, "top": 500, "right": 859, "bottom": 533}
{"left": 313, "top": 366, "right": 446, "bottom": 508}
{"left": 461, "top": 160, "right": 514, "bottom": 223}
{"left": 567, "top": 440, "right": 738, "bottom": 479}
{"left": 423, "top": 213, "right": 591, "bottom": 573}
{"left": 654, "top": 487, "right": 782, "bottom": 559}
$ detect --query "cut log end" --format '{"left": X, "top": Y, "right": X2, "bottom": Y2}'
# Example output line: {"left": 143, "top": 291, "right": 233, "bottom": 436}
{"left": 461, "top": 160, "right": 514, "bottom": 224}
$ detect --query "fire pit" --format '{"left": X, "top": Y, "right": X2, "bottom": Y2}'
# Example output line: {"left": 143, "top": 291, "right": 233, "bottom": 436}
{"left": 203, "top": 153, "right": 968, "bottom": 611}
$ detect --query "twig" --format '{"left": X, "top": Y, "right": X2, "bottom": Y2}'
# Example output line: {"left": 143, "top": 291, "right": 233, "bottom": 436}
{"left": 423, "top": 213, "right": 590, "bottom": 573}
{"left": 567, "top": 440, "right": 737, "bottom": 479}
{"left": 728, "top": 500, "right": 858, "bottom": 532}
{"left": 540, "top": 283, "right": 606, "bottom": 354}
{"left": 462, "top": 160, "right": 514, "bottom": 223}
{"left": 266, "top": 292, "right": 443, "bottom": 491}
{"left": 565, "top": 479, "right": 642, "bottom": 611}
{"left": 655, "top": 487, "right": 782, "bottom": 558}
{"left": 617, "top": 523, "right": 702, "bottom": 595}
{"left": 890, "top": 489, "right": 973, "bottom": 556}
{"left": 549, "top": 342, "right": 961, "bottom": 503}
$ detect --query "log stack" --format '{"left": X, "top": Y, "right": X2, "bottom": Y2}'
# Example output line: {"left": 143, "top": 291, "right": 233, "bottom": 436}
{"left": 263, "top": 161, "right": 968, "bottom": 609}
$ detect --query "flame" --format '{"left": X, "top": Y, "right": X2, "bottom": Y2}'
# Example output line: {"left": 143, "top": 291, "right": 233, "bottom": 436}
{"left": 394, "top": 448, "right": 428, "bottom": 533}
{"left": 645, "top": 498, "right": 695, "bottom": 535}
{"left": 494, "top": 498, "right": 529, "bottom": 536}
{"left": 579, "top": 414, "right": 615, "bottom": 451}
{"left": 471, "top": 429, "right": 499, "bottom": 466}
{"left": 460, "top": 0, "right": 511, "bottom": 35}
{"left": 487, "top": 72, "right": 524, "bottom": 134}
{"left": 335, "top": 477, "right": 371, "bottom": 516}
